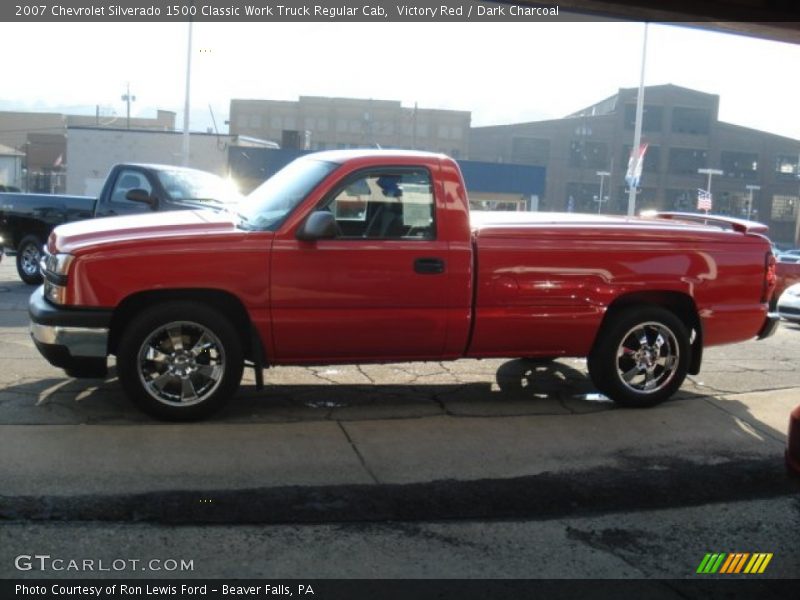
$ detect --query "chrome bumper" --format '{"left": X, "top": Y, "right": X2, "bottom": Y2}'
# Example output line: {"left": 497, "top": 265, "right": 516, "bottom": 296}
{"left": 30, "top": 322, "right": 109, "bottom": 358}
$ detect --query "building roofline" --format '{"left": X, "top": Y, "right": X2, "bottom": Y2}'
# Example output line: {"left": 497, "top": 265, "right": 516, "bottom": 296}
{"left": 66, "top": 126, "right": 231, "bottom": 137}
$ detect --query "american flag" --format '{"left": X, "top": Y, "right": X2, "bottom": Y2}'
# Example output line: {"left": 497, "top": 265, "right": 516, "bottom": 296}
{"left": 697, "top": 188, "right": 712, "bottom": 212}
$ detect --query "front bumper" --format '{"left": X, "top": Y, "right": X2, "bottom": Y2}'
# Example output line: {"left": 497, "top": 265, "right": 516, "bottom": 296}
{"left": 29, "top": 286, "right": 112, "bottom": 377}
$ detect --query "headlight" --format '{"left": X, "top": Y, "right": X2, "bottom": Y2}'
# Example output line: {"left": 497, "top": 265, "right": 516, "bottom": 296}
{"left": 42, "top": 252, "right": 74, "bottom": 306}
{"left": 43, "top": 252, "right": 74, "bottom": 277}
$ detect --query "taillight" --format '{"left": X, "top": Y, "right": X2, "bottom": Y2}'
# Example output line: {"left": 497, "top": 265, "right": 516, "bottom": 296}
{"left": 762, "top": 253, "right": 777, "bottom": 304}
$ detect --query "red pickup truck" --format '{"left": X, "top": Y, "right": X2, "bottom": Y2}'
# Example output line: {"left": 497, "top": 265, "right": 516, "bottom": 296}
{"left": 30, "top": 150, "right": 779, "bottom": 420}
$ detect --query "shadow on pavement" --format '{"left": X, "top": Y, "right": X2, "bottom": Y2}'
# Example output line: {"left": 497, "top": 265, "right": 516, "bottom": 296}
{"left": 0, "top": 359, "right": 633, "bottom": 424}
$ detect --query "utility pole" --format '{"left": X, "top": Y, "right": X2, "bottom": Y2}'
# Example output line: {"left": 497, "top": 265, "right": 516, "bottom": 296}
{"left": 121, "top": 83, "right": 136, "bottom": 129}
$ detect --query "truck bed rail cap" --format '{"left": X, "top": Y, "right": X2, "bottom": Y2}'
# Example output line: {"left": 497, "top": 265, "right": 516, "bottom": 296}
{"left": 649, "top": 211, "right": 769, "bottom": 235}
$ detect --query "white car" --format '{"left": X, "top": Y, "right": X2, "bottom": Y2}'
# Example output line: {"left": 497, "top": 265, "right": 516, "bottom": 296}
{"left": 777, "top": 283, "right": 800, "bottom": 323}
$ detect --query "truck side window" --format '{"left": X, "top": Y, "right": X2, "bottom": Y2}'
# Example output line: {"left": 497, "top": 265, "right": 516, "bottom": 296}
{"left": 110, "top": 170, "right": 153, "bottom": 204}
{"left": 322, "top": 168, "right": 435, "bottom": 240}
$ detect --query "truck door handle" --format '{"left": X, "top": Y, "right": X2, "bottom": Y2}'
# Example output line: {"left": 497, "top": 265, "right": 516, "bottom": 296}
{"left": 414, "top": 257, "right": 445, "bottom": 274}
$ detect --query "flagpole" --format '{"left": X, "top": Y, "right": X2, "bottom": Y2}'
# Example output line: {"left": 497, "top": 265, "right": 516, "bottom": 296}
{"left": 627, "top": 22, "right": 648, "bottom": 217}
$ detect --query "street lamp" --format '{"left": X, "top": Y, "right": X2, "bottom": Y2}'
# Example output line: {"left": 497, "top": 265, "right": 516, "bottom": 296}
{"left": 596, "top": 170, "right": 610, "bottom": 214}
{"left": 745, "top": 184, "right": 760, "bottom": 220}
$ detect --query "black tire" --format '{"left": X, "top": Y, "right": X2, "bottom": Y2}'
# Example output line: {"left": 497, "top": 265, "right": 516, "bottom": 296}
{"left": 117, "top": 301, "right": 244, "bottom": 421}
{"left": 16, "top": 234, "right": 45, "bottom": 285}
{"left": 587, "top": 306, "right": 690, "bottom": 408}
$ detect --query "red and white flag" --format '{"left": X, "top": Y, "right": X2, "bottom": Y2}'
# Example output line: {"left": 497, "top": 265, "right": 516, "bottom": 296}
{"left": 625, "top": 143, "right": 648, "bottom": 188}
{"left": 697, "top": 188, "right": 712, "bottom": 212}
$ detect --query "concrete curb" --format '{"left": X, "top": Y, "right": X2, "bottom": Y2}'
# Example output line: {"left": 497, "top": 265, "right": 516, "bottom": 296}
{"left": 2, "top": 456, "right": 797, "bottom": 525}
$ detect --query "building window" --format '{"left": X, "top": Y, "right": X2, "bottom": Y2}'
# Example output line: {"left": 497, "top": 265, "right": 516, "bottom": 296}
{"left": 771, "top": 195, "right": 799, "bottom": 222}
{"left": 666, "top": 188, "right": 697, "bottom": 212}
{"left": 671, "top": 107, "right": 711, "bottom": 135}
{"left": 775, "top": 155, "right": 799, "bottom": 180}
{"left": 569, "top": 140, "right": 608, "bottom": 169}
{"left": 271, "top": 116, "right": 282, "bottom": 130}
{"left": 248, "top": 115, "right": 261, "bottom": 129}
{"left": 668, "top": 148, "right": 707, "bottom": 176}
{"left": 565, "top": 182, "right": 600, "bottom": 213}
{"left": 721, "top": 151, "right": 758, "bottom": 180}
{"left": 512, "top": 137, "right": 550, "bottom": 165}
{"left": 624, "top": 104, "right": 664, "bottom": 132}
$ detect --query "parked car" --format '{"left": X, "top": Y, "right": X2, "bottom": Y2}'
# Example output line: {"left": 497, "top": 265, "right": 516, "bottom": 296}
{"left": 776, "top": 283, "right": 800, "bottom": 323}
{"left": 777, "top": 249, "right": 800, "bottom": 264}
{"left": 30, "top": 150, "right": 778, "bottom": 420}
{"left": 0, "top": 163, "right": 240, "bottom": 284}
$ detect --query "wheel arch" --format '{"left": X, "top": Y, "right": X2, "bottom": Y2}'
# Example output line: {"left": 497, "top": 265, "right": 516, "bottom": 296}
{"left": 597, "top": 290, "right": 703, "bottom": 375}
{"left": 108, "top": 289, "right": 266, "bottom": 367}
{"left": 12, "top": 219, "right": 52, "bottom": 251}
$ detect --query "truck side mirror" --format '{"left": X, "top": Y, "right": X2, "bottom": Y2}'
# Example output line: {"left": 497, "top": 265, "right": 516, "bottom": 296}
{"left": 125, "top": 188, "right": 158, "bottom": 210}
{"left": 296, "top": 211, "right": 338, "bottom": 241}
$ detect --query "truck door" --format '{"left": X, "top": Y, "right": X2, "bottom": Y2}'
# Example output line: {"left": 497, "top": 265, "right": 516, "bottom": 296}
{"left": 270, "top": 166, "right": 451, "bottom": 362}
{"left": 95, "top": 168, "right": 157, "bottom": 217}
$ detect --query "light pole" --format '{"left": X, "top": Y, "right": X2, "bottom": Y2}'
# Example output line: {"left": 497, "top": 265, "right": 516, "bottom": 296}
{"left": 627, "top": 22, "right": 648, "bottom": 217}
{"left": 596, "top": 170, "right": 610, "bottom": 214}
{"left": 182, "top": 19, "right": 193, "bottom": 166}
{"left": 745, "top": 184, "right": 760, "bottom": 220}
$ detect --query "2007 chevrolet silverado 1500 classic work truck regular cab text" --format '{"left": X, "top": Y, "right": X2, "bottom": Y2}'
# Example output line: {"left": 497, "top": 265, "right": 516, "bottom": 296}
{"left": 29, "top": 150, "right": 779, "bottom": 420}
{"left": 0, "top": 163, "right": 240, "bottom": 284}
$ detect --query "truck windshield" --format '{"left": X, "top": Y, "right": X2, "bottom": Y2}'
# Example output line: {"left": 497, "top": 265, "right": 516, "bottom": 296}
{"left": 236, "top": 157, "right": 339, "bottom": 231}
{"left": 156, "top": 169, "right": 242, "bottom": 206}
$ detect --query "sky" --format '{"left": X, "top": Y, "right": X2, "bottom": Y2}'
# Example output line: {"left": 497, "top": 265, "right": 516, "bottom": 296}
{"left": 2, "top": 20, "right": 799, "bottom": 140}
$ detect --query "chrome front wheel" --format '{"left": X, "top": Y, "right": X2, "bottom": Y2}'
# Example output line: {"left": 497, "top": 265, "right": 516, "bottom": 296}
{"left": 118, "top": 302, "right": 244, "bottom": 420}
{"left": 137, "top": 321, "right": 226, "bottom": 407}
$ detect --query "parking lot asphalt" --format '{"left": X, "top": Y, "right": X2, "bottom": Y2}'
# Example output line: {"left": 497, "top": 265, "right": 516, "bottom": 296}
{"left": 1, "top": 259, "right": 799, "bottom": 525}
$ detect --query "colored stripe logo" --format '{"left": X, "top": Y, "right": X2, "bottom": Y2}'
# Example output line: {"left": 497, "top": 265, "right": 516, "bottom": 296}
{"left": 696, "top": 553, "right": 773, "bottom": 574}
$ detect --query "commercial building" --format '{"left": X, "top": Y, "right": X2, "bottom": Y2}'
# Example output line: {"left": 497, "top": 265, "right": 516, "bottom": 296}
{"left": 0, "top": 143, "right": 24, "bottom": 190}
{"left": 470, "top": 84, "right": 800, "bottom": 244}
{"left": 229, "top": 96, "right": 471, "bottom": 158}
{"left": 64, "top": 127, "right": 275, "bottom": 196}
{"left": 0, "top": 109, "right": 176, "bottom": 193}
